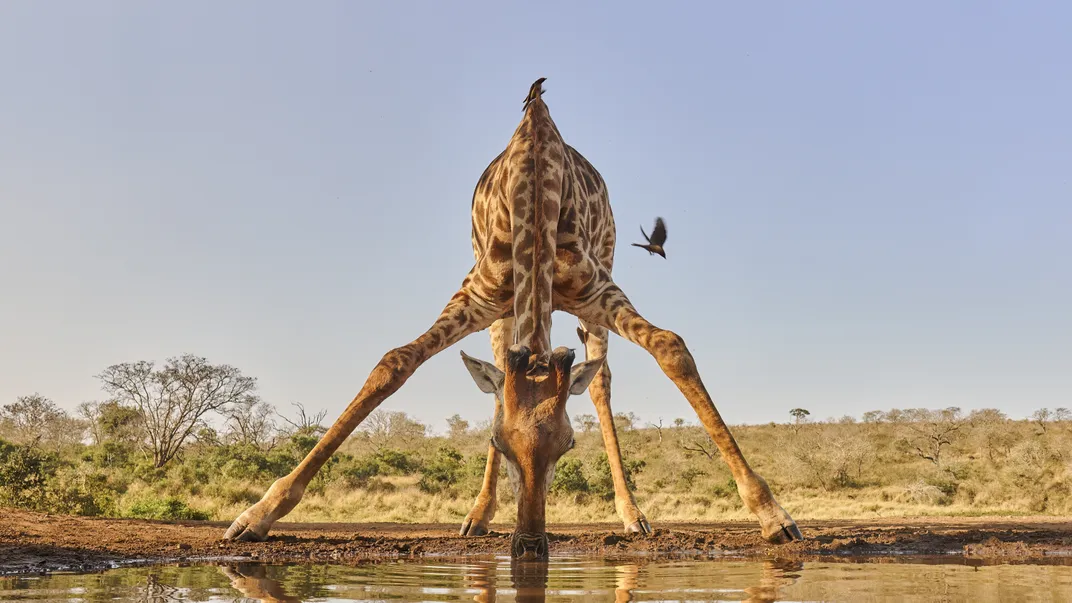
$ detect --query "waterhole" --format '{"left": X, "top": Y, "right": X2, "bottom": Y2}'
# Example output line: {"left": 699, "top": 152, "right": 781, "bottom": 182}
{"left": 3, "top": 556, "right": 1072, "bottom": 602}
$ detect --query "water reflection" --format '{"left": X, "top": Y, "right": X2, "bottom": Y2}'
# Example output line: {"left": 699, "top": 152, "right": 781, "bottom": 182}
{"left": 222, "top": 564, "right": 301, "bottom": 603}
{"left": 4, "top": 556, "right": 1072, "bottom": 602}
{"left": 220, "top": 557, "right": 801, "bottom": 602}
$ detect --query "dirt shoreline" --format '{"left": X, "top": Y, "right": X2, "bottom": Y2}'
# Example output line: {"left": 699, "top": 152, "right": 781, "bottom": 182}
{"left": 2, "top": 509, "right": 1071, "bottom": 575}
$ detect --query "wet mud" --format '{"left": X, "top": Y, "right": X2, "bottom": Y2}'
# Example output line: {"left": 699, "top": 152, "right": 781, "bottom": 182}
{"left": 2, "top": 509, "right": 1071, "bottom": 575}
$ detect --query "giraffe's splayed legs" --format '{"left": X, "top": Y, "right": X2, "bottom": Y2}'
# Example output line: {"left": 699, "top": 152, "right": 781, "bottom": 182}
{"left": 565, "top": 283, "right": 803, "bottom": 544}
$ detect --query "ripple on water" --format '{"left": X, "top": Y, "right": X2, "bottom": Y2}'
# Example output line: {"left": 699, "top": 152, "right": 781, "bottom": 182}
{"left": 2, "top": 555, "right": 1072, "bottom": 602}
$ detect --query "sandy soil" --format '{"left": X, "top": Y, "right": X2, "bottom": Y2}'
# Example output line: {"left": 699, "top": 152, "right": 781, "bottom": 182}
{"left": 2, "top": 509, "right": 1071, "bottom": 575}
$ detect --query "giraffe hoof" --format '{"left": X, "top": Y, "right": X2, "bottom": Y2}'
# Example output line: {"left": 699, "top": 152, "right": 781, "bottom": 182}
{"left": 459, "top": 519, "right": 489, "bottom": 537}
{"left": 625, "top": 519, "right": 652, "bottom": 535}
{"left": 223, "top": 520, "right": 268, "bottom": 542}
{"left": 763, "top": 522, "right": 804, "bottom": 544}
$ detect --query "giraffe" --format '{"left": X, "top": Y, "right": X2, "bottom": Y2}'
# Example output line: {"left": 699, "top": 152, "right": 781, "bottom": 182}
{"left": 223, "top": 78, "right": 803, "bottom": 557}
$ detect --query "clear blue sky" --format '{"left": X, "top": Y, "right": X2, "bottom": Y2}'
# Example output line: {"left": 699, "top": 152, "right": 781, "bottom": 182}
{"left": 1, "top": 2, "right": 1069, "bottom": 432}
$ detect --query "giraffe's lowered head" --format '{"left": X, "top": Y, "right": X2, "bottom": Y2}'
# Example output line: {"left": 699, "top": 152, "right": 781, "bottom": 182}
{"left": 460, "top": 343, "right": 604, "bottom": 559}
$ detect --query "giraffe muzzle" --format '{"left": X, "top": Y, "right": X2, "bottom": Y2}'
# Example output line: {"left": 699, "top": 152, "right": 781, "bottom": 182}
{"left": 511, "top": 532, "right": 549, "bottom": 560}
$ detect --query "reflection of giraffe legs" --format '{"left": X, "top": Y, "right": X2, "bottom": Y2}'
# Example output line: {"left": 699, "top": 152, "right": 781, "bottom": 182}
{"left": 221, "top": 564, "right": 301, "bottom": 603}
{"left": 567, "top": 283, "right": 803, "bottom": 543}
{"left": 743, "top": 559, "right": 804, "bottom": 603}
{"left": 224, "top": 270, "right": 506, "bottom": 541}
{"left": 463, "top": 559, "right": 498, "bottom": 603}
{"left": 461, "top": 318, "right": 513, "bottom": 536}
{"left": 613, "top": 561, "right": 640, "bottom": 603}
{"left": 578, "top": 321, "right": 651, "bottom": 534}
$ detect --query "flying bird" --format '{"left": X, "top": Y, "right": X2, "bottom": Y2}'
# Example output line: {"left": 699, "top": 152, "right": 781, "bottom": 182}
{"left": 632, "top": 217, "right": 667, "bottom": 258}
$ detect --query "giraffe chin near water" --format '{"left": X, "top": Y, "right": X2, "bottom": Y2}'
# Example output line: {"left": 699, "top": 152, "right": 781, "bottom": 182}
{"left": 223, "top": 78, "right": 803, "bottom": 559}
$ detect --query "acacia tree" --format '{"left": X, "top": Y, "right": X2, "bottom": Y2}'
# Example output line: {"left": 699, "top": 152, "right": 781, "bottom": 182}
{"left": 789, "top": 408, "right": 811, "bottom": 434}
{"left": 446, "top": 414, "right": 470, "bottom": 439}
{"left": 96, "top": 354, "right": 257, "bottom": 467}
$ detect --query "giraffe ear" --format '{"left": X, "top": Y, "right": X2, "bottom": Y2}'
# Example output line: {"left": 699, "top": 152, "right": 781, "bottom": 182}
{"left": 460, "top": 351, "right": 505, "bottom": 395}
{"left": 568, "top": 356, "right": 605, "bottom": 396}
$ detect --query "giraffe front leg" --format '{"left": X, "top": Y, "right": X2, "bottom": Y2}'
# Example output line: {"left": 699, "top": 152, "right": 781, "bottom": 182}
{"left": 223, "top": 275, "right": 505, "bottom": 542}
{"left": 577, "top": 321, "right": 651, "bottom": 535}
{"left": 460, "top": 317, "right": 512, "bottom": 537}
{"left": 567, "top": 285, "right": 803, "bottom": 544}
{"left": 460, "top": 444, "right": 502, "bottom": 536}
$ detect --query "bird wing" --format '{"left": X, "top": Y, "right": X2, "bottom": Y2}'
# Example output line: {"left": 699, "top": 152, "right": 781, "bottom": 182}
{"left": 639, "top": 224, "right": 651, "bottom": 243}
{"left": 650, "top": 217, "right": 667, "bottom": 246}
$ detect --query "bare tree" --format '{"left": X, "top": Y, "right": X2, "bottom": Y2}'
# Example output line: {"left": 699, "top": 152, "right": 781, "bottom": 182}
{"left": 969, "top": 408, "right": 1014, "bottom": 462}
{"left": 899, "top": 407, "right": 968, "bottom": 466}
{"left": 96, "top": 354, "right": 257, "bottom": 467}
{"left": 355, "top": 409, "right": 427, "bottom": 451}
{"left": 649, "top": 418, "right": 665, "bottom": 444}
{"left": 861, "top": 410, "right": 885, "bottom": 423}
{"left": 573, "top": 413, "right": 597, "bottom": 433}
{"left": 278, "top": 402, "right": 327, "bottom": 437}
{"left": 225, "top": 397, "right": 278, "bottom": 451}
{"left": 1, "top": 394, "right": 83, "bottom": 446}
{"left": 680, "top": 438, "right": 715, "bottom": 460}
{"left": 1031, "top": 408, "right": 1053, "bottom": 434}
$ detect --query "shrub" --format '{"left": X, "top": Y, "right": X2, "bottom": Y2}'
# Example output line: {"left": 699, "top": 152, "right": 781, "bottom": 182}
{"left": 337, "top": 456, "right": 381, "bottom": 488}
{"left": 550, "top": 458, "right": 589, "bottom": 494}
{"left": 590, "top": 453, "right": 644, "bottom": 501}
{"left": 417, "top": 447, "right": 464, "bottom": 494}
{"left": 0, "top": 439, "right": 57, "bottom": 510}
{"left": 375, "top": 449, "right": 421, "bottom": 475}
{"left": 123, "top": 496, "right": 209, "bottom": 520}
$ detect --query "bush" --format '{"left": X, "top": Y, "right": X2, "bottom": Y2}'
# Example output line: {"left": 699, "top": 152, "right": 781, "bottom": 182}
{"left": 551, "top": 458, "right": 589, "bottom": 494}
{"left": 417, "top": 447, "right": 464, "bottom": 494}
{"left": 47, "top": 467, "right": 116, "bottom": 516}
{"left": 0, "top": 439, "right": 57, "bottom": 510}
{"left": 374, "top": 449, "right": 422, "bottom": 475}
{"left": 590, "top": 453, "right": 644, "bottom": 501}
{"left": 337, "top": 456, "right": 381, "bottom": 488}
{"left": 123, "top": 496, "right": 209, "bottom": 521}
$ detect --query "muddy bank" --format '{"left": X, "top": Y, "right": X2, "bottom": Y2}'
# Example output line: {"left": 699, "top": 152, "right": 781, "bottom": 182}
{"left": 2, "top": 509, "right": 1071, "bottom": 575}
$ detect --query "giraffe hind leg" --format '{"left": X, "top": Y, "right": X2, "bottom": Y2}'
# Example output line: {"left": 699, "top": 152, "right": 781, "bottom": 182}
{"left": 566, "top": 283, "right": 803, "bottom": 544}
{"left": 223, "top": 269, "right": 506, "bottom": 542}
{"left": 460, "top": 317, "right": 513, "bottom": 536}
{"left": 577, "top": 319, "right": 652, "bottom": 535}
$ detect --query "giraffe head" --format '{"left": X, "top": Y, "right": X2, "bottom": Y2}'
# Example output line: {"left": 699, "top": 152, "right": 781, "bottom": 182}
{"left": 460, "top": 344, "right": 605, "bottom": 559}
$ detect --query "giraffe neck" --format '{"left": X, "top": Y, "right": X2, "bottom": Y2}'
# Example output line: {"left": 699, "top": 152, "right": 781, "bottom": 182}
{"left": 508, "top": 97, "right": 564, "bottom": 359}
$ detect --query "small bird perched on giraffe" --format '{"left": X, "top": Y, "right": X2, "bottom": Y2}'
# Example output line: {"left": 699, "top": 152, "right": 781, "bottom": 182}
{"left": 632, "top": 217, "right": 667, "bottom": 258}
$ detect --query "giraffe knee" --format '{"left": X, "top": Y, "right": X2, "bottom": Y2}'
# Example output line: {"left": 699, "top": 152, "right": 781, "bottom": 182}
{"left": 649, "top": 330, "right": 695, "bottom": 378}
{"left": 368, "top": 345, "right": 420, "bottom": 390}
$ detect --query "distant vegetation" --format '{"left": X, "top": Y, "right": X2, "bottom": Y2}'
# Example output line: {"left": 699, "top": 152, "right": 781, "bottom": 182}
{"left": 2, "top": 354, "right": 1070, "bottom": 524}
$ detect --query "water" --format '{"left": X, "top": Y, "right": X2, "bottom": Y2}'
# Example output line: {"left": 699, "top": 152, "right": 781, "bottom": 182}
{"left": 3, "top": 556, "right": 1072, "bottom": 602}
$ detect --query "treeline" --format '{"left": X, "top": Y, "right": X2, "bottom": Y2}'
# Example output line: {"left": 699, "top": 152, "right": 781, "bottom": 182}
{"left": 1, "top": 354, "right": 1070, "bottom": 523}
